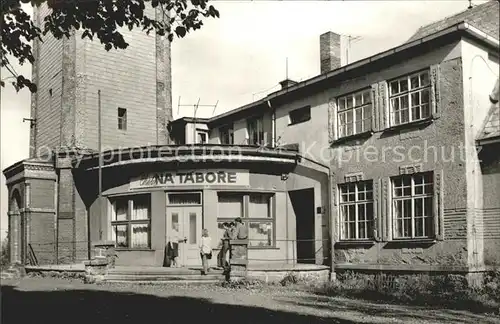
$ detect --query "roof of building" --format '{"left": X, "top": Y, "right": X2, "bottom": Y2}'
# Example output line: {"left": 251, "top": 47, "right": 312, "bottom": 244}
{"left": 478, "top": 78, "right": 500, "bottom": 144}
{"left": 198, "top": 21, "right": 498, "bottom": 126}
{"left": 406, "top": 1, "right": 499, "bottom": 43}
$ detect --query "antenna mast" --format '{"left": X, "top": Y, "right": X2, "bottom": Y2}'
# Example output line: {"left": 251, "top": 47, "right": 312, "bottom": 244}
{"left": 286, "top": 57, "right": 288, "bottom": 80}
{"left": 177, "top": 98, "right": 219, "bottom": 143}
{"left": 344, "top": 34, "right": 362, "bottom": 65}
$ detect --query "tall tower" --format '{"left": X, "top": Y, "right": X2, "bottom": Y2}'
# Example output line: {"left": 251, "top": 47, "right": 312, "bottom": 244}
{"left": 29, "top": 4, "right": 173, "bottom": 157}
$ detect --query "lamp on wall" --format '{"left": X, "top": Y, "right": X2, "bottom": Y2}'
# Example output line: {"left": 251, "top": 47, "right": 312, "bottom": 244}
{"left": 281, "top": 173, "right": 289, "bottom": 181}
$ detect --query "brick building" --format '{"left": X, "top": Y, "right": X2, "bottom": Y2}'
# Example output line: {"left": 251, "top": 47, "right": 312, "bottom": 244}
{"left": 3, "top": 1, "right": 499, "bottom": 278}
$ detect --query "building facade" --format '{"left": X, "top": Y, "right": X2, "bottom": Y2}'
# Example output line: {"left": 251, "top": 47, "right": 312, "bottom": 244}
{"left": 3, "top": 1, "right": 499, "bottom": 277}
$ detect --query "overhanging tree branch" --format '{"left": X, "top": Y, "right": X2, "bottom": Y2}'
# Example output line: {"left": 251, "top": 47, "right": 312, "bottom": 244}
{"left": 1, "top": 0, "right": 220, "bottom": 93}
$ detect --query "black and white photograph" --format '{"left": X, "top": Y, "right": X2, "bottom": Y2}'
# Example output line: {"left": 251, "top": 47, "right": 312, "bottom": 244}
{"left": 1, "top": 0, "right": 499, "bottom": 323}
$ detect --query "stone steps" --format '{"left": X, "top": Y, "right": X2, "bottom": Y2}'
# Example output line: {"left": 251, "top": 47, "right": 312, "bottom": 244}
{"left": 104, "top": 279, "right": 222, "bottom": 285}
{"left": 104, "top": 274, "right": 225, "bottom": 282}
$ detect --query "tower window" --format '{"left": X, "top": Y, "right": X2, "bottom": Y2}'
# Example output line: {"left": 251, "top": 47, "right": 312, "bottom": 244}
{"left": 118, "top": 108, "right": 127, "bottom": 130}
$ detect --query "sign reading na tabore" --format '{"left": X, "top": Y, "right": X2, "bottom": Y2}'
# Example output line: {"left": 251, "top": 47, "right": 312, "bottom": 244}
{"left": 130, "top": 170, "right": 250, "bottom": 188}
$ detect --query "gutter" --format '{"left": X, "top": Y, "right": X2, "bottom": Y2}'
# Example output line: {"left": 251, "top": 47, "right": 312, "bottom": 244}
{"left": 477, "top": 135, "right": 500, "bottom": 146}
{"left": 84, "top": 155, "right": 298, "bottom": 171}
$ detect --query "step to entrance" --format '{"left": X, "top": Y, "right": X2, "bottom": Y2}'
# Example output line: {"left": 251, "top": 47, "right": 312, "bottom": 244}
{"left": 102, "top": 266, "right": 226, "bottom": 283}
{"left": 103, "top": 274, "right": 225, "bottom": 282}
{"left": 104, "top": 279, "right": 222, "bottom": 285}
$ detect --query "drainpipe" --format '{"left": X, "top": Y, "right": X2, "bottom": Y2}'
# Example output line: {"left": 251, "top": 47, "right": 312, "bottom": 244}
{"left": 55, "top": 161, "right": 59, "bottom": 265}
{"left": 284, "top": 175, "right": 289, "bottom": 264}
{"left": 329, "top": 157, "right": 335, "bottom": 280}
{"left": 268, "top": 100, "right": 276, "bottom": 147}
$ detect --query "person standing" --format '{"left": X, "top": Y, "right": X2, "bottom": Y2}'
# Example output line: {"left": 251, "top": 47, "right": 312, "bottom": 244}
{"left": 234, "top": 217, "right": 248, "bottom": 240}
{"left": 220, "top": 222, "right": 235, "bottom": 273}
{"left": 168, "top": 223, "right": 185, "bottom": 267}
{"left": 199, "top": 229, "right": 212, "bottom": 275}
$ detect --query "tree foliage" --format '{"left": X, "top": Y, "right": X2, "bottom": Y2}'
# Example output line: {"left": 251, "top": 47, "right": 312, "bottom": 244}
{"left": 1, "top": 0, "right": 220, "bottom": 93}
{"left": 0, "top": 233, "right": 9, "bottom": 268}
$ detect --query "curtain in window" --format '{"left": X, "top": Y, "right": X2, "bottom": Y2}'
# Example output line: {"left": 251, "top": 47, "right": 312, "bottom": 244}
{"left": 114, "top": 200, "right": 127, "bottom": 221}
{"left": 248, "top": 222, "right": 273, "bottom": 247}
{"left": 131, "top": 224, "right": 149, "bottom": 248}
{"left": 168, "top": 193, "right": 201, "bottom": 205}
{"left": 132, "top": 199, "right": 149, "bottom": 220}
{"left": 112, "top": 225, "right": 128, "bottom": 247}
{"left": 249, "top": 194, "right": 270, "bottom": 218}
{"left": 131, "top": 198, "right": 150, "bottom": 248}
{"left": 218, "top": 194, "right": 243, "bottom": 218}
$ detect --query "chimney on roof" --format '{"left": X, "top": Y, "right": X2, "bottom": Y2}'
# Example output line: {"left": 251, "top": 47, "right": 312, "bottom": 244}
{"left": 320, "top": 31, "right": 346, "bottom": 74}
{"left": 279, "top": 79, "right": 298, "bottom": 89}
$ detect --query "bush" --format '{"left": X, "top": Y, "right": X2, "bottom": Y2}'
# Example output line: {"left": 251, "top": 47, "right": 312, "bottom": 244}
{"left": 279, "top": 272, "right": 300, "bottom": 286}
{"left": 314, "top": 271, "right": 500, "bottom": 314}
{"left": 217, "top": 278, "right": 265, "bottom": 290}
{"left": 0, "top": 234, "right": 9, "bottom": 269}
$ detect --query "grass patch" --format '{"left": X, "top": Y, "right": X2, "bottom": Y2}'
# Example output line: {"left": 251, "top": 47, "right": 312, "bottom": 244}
{"left": 312, "top": 270, "right": 500, "bottom": 314}
{"left": 27, "top": 270, "right": 86, "bottom": 281}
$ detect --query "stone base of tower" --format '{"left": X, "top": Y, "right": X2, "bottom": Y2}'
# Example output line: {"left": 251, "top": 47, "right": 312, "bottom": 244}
{"left": 3, "top": 151, "right": 89, "bottom": 266}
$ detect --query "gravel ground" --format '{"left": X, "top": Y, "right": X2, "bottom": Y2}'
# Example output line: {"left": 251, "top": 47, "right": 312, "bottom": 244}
{"left": 1, "top": 277, "right": 499, "bottom": 324}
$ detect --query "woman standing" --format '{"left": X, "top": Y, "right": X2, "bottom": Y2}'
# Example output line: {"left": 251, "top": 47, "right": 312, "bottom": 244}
{"left": 199, "top": 229, "right": 212, "bottom": 275}
{"left": 168, "top": 223, "right": 183, "bottom": 267}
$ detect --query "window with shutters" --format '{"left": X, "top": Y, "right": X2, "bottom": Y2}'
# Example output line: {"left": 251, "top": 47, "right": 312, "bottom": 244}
{"left": 337, "top": 89, "right": 373, "bottom": 138}
{"left": 339, "top": 181, "right": 375, "bottom": 240}
{"left": 389, "top": 70, "right": 431, "bottom": 126}
{"left": 391, "top": 172, "right": 434, "bottom": 239}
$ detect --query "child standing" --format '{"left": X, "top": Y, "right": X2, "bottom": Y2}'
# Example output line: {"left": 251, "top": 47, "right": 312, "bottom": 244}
{"left": 199, "top": 229, "right": 212, "bottom": 275}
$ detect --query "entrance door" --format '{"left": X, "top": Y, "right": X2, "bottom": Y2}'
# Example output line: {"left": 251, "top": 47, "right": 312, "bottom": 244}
{"left": 290, "top": 188, "right": 315, "bottom": 264}
{"left": 166, "top": 206, "right": 202, "bottom": 266}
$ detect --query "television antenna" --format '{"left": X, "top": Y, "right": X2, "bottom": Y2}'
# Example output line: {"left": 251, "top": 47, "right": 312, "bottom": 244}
{"left": 343, "top": 34, "right": 363, "bottom": 65}
{"left": 177, "top": 96, "right": 219, "bottom": 142}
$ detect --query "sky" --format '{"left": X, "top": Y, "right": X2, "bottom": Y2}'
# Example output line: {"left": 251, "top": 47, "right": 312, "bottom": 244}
{"left": 0, "top": 0, "right": 490, "bottom": 241}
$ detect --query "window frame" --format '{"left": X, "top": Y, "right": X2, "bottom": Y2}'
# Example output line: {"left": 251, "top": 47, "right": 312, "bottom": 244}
{"left": 338, "top": 181, "right": 375, "bottom": 241}
{"left": 336, "top": 89, "right": 373, "bottom": 138}
{"left": 110, "top": 194, "right": 151, "bottom": 249}
{"left": 288, "top": 105, "right": 311, "bottom": 125}
{"left": 117, "top": 107, "right": 127, "bottom": 131}
{"left": 216, "top": 191, "right": 276, "bottom": 249}
{"left": 247, "top": 115, "right": 265, "bottom": 146}
{"left": 388, "top": 70, "right": 432, "bottom": 127}
{"left": 196, "top": 129, "right": 208, "bottom": 144}
{"left": 391, "top": 172, "right": 435, "bottom": 240}
{"left": 219, "top": 124, "right": 234, "bottom": 145}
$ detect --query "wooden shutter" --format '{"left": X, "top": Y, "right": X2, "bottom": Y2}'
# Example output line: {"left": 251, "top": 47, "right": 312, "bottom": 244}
{"left": 381, "top": 177, "right": 392, "bottom": 241}
{"left": 430, "top": 64, "right": 441, "bottom": 119}
{"left": 373, "top": 178, "right": 382, "bottom": 241}
{"left": 433, "top": 169, "right": 444, "bottom": 240}
{"left": 328, "top": 97, "right": 338, "bottom": 142}
{"left": 371, "top": 83, "right": 380, "bottom": 131}
{"left": 378, "top": 81, "right": 389, "bottom": 129}
{"left": 332, "top": 183, "right": 341, "bottom": 241}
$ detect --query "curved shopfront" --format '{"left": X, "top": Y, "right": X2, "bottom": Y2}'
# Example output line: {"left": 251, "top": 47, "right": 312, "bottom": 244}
{"left": 74, "top": 145, "right": 330, "bottom": 268}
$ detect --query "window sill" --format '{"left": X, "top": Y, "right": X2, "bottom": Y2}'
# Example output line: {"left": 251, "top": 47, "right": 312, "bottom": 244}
{"left": 288, "top": 119, "right": 311, "bottom": 126}
{"left": 383, "top": 117, "right": 433, "bottom": 133}
{"left": 385, "top": 238, "right": 437, "bottom": 247}
{"left": 248, "top": 246, "right": 280, "bottom": 250}
{"left": 115, "top": 248, "right": 154, "bottom": 252}
{"left": 335, "top": 240, "right": 376, "bottom": 247}
{"left": 331, "top": 130, "right": 374, "bottom": 145}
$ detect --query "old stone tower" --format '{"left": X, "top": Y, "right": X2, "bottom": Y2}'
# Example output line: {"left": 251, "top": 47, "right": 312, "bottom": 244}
{"left": 3, "top": 4, "right": 173, "bottom": 265}
{"left": 30, "top": 5, "right": 173, "bottom": 154}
